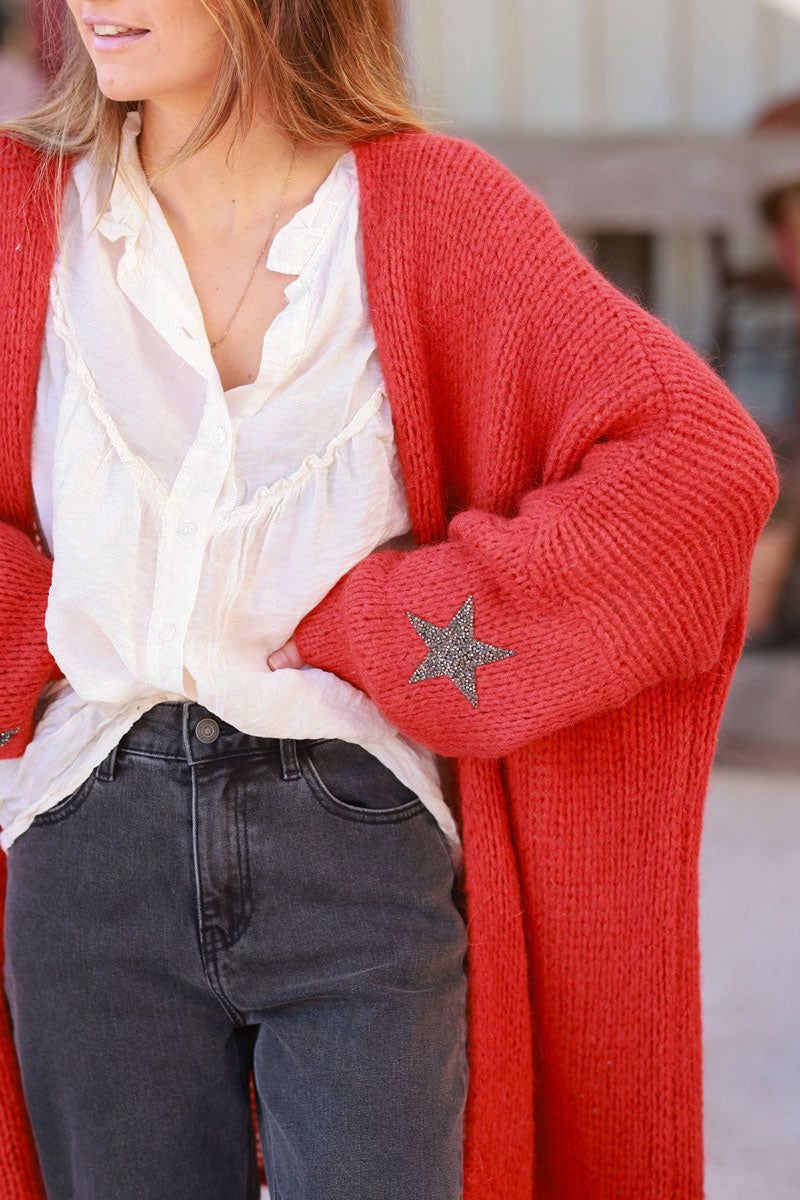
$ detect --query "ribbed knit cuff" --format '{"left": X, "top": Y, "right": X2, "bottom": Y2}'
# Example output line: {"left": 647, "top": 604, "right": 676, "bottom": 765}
{"left": 294, "top": 574, "right": 363, "bottom": 691}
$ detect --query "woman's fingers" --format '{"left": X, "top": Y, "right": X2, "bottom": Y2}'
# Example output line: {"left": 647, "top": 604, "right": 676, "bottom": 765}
{"left": 267, "top": 637, "right": 304, "bottom": 670}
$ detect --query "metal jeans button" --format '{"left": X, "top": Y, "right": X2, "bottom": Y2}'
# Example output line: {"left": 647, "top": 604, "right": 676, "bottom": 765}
{"left": 195, "top": 718, "right": 220, "bottom": 744}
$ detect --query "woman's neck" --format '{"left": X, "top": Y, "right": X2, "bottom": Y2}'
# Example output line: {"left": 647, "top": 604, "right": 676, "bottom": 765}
{"left": 136, "top": 96, "right": 351, "bottom": 245}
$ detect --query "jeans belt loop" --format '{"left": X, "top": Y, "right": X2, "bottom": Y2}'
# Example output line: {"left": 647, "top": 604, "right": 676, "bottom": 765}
{"left": 95, "top": 743, "right": 119, "bottom": 783}
{"left": 279, "top": 738, "right": 301, "bottom": 781}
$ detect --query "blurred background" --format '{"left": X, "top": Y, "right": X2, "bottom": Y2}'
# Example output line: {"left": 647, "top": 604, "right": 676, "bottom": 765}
{"left": 2, "top": 1, "right": 798, "bottom": 1196}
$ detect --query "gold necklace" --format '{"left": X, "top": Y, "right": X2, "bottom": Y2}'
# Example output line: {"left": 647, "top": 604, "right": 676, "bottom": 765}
{"left": 209, "top": 139, "right": 298, "bottom": 351}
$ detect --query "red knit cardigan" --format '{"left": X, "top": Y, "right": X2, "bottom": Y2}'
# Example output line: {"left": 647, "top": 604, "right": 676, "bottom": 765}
{"left": 0, "top": 128, "right": 780, "bottom": 1199}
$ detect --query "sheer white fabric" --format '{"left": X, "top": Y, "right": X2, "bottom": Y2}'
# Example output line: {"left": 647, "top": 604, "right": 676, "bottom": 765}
{"left": 0, "top": 110, "right": 460, "bottom": 857}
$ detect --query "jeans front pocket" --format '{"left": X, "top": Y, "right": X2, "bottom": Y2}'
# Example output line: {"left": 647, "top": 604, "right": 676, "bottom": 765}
{"left": 297, "top": 739, "right": 426, "bottom": 824}
{"left": 29, "top": 768, "right": 99, "bottom": 827}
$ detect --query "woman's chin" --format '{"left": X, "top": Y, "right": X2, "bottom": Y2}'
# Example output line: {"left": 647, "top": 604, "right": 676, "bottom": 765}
{"left": 93, "top": 71, "right": 149, "bottom": 105}
{"left": 99, "top": 88, "right": 143, "bottom": 103}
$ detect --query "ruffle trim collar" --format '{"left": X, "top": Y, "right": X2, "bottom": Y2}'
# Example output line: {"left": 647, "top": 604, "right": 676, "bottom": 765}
{"left": 82, "top": 108, "right": 356, "bottom": 281}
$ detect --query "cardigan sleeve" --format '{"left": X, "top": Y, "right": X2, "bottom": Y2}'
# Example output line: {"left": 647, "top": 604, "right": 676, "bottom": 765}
{"left": 293, "top": 179, "right": 781, "bottom": 759}
{"left": 0, "top": 522, "right": 63, "bottom": 760}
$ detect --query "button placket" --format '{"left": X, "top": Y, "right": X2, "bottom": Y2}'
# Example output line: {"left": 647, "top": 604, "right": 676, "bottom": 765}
{"left": 147, "top": 387, "right": 232, "bottom": 692}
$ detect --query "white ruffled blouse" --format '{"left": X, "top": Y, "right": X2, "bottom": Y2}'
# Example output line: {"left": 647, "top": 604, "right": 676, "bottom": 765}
{"left": 0, "top": 109, "right": 460, "bottom": 856}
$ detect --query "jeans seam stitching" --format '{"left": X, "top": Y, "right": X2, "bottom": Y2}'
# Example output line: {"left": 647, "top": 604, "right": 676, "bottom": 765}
{"left": 219, "top": 786, "right": 254, "bottom": 949}
{"left": 116, "top": 748, "right": 281, "bottom": 764}
{"left": 260, "top": 1099, "right": 282, "bottom": 1200}
{"left": 28, "top": 769, "right": 99, "bottom": 826}
{"left": 298, "top": 747, "right": 427, "bottom": 824}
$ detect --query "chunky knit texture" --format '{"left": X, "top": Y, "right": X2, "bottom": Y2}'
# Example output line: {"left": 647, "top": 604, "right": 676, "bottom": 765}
{"left": 0, "top": 128, "right": 780, "bottom": 1199}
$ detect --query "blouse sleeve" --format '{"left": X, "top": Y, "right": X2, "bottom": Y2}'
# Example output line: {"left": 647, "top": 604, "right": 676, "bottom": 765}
{"left": 293, "top": 177, "right": 780, "bottom": 759}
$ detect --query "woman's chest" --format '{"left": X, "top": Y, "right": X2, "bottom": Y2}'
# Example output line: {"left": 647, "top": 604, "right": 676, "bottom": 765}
{"left": 175, "top": 236, "right": 301, "bottom": 392}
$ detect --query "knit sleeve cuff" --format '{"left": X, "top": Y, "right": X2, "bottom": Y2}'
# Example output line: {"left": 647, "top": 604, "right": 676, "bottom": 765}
{"left": 293, "top": 573, "right": 364, "bottom": 691}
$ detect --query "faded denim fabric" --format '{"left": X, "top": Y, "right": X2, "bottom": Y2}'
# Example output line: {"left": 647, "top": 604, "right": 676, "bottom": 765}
{"left": 4, "top": 701, "right": 468, "bottom": 1200}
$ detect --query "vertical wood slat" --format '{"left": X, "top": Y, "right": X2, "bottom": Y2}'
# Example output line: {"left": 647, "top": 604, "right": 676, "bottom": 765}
{"left": 497, "top": 0, "right": 526, "bottom": 130}
{"left": 585, "top": 0, "right": 609, "bottom": 131}
{"left": 407, "top": 0, "right": 447, "bottom": 126}
{"left": 756, "top": 2, "right": 783, "bottom": 108}
{"left": 775, "top": 7, "right": 800, "bottom": 97}
{"left": 670, "top": 0, "right": 695, "bottom": 130}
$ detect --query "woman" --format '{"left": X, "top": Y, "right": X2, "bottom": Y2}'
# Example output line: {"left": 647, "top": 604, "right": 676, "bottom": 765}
{"left": 0, "top": 2, "right": 780, "bottom": 1199}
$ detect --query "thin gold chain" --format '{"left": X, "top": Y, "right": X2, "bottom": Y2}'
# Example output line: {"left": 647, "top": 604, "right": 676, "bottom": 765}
{"left": 209, "top": 139, "right": 298, "bottom": 351}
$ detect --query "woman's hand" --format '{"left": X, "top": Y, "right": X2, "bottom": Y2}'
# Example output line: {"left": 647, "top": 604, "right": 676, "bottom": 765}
{"left": 266, "top": 637, "right": 304, "bottom": 671}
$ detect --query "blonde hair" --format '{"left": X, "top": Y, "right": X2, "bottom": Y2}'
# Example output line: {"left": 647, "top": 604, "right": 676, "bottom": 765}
{"left": 3, "top": 0, "right": 446, "bottom": 207}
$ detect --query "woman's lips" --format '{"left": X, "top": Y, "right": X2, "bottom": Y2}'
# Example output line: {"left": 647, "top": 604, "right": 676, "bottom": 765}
{"left": 90, "top": 26, "right": 150, "bottom": 51}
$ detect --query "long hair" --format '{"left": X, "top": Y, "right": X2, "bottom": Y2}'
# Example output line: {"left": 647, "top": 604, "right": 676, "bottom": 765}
{"left": 2, "top": 0, "right": 444, "bottom": 211}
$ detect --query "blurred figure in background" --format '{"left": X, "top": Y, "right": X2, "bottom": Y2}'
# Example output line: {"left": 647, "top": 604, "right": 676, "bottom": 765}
{"left": 0, "top": 0, "right": 41, "bottom": 121}
{"left": 746, "top": 95, "right": 800, "bottom": 646}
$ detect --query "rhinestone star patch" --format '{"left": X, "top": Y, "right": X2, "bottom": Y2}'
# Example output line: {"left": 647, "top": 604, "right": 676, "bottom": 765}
{"left": 0, "top": 728, "right": 20, "bottom": 749}
{"left": 406, "top": 595, "right": 516, "bottom": 708}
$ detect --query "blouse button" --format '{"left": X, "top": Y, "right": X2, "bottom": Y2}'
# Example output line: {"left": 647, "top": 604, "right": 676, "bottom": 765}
{"left": 178, "top": 522, "right": 198, "bottom": 538}
{"left": 212, "top": 425, "right": 227, "bottom": 446}
{"left": 159, "top": 621, "right": 177, "bottom": 643}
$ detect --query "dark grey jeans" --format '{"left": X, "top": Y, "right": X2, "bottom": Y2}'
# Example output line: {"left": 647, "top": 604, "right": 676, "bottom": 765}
{"left": 3, "top": 701, "right": 468, "bottom": 1200}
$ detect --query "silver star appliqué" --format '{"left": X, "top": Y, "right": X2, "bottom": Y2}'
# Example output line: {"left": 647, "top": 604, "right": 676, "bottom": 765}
{"left": 0, "top": 728, "right": 20, "bottom": 749}
{"left": 406, "top": 595, "right": 516, "bottom": 708}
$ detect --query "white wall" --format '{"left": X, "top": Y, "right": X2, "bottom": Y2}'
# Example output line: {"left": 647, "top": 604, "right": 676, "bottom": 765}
{"left": 404, "top": 0, "right": 800, "bottom": 134}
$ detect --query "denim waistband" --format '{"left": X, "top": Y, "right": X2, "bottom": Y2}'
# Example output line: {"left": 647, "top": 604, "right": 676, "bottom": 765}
{"left": 112, "top": 700, "right": 321, "bottom": 769}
